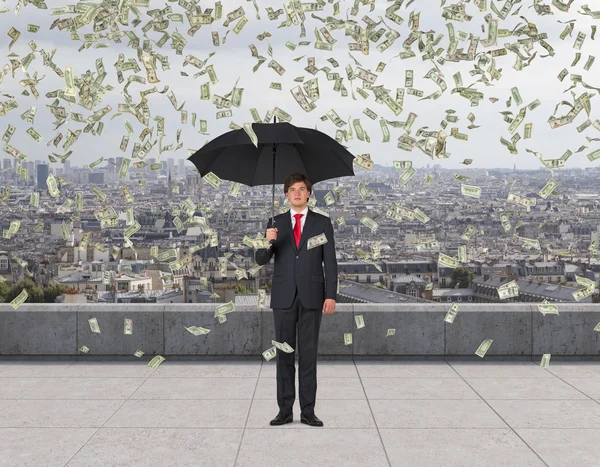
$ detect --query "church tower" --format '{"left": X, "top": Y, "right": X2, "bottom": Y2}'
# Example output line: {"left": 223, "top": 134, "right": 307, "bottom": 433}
{"left": 168, "top": 168, "right": 172, "bottom": 201}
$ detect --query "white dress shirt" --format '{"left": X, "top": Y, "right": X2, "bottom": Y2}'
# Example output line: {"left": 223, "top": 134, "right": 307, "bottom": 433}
{"left": 290, "top": 206, "right": 309, "bottom": 234}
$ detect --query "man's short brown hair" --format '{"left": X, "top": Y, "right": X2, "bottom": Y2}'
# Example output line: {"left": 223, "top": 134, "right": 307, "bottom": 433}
{"left": 284, "top": 172, "right": 312, "bottom": 195}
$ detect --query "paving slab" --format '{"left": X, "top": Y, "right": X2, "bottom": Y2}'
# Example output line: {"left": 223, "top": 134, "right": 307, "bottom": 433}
{"left": 1, "top": 360, "right": 599, "bottom": 466}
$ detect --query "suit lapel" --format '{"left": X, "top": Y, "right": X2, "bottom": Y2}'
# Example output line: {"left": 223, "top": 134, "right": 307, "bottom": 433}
{"left": 287, "top": 208, "right": 317, "bottom": 252}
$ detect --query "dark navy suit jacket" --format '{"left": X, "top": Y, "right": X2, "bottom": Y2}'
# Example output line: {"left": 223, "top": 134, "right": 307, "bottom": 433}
{"left": 254, "top": 208, "right": 338, "bottom": 310}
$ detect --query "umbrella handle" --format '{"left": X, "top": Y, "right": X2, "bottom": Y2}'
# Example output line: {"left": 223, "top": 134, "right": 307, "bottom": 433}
{"left": 270, "top": 115, "right": 277, "bottom": 245}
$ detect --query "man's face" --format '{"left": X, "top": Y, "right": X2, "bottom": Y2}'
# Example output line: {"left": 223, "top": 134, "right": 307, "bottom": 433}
{"left": 286, "top": 181, "right": 310, "bottom": 211}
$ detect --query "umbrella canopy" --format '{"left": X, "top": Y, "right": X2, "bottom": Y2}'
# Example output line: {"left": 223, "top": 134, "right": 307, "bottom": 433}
{"left": 188, "top": 122, "right": 355, "bottom": 186}
{"left": 188, "top": 120, "right": 356, "bottom": 231}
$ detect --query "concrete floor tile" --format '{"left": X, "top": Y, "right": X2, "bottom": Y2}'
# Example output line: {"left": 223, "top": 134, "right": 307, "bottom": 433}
{"left": 516, "top": 428, "right": 600, "bottom": 467}
{"left": 0, "top": 363, "right": 74, "bottom": 378}
{"left": 130, "top": 377, "right": 258, "bottom": 400}
{"left": 356, "top": 361, "right": 458, "bottom": 378}
{"left": 150, "top": 362, "right": 261, "bottom": 378}
{"left": 559, "top": 377, "right": 600, "bottom": 399}
{"left": 57, "top": 362, "right": 154, "bottom": 378}
{"left": 361, "top": 377, "right": 480, "bottom": 400}
{"left": 380, "top": 428, "right": 546, "bottom": 467}
{"left": 65, "top": 428, "right": 241, "bottom": 467}
{"left": 545, "top": 363, "right": 600, "bottom": 379}
{"left": 370, "top": 399, "right": 508, "bottom": 429}
{"left": 447, "top": 362, "right": 552, "bottom": 379}
{"left": 103, "top": 399, "right": 251, "bottom": 428}
{"left": 0, "top": 399, "right": 122, "bottom": 428}
{"left": 488, "top": 400, "right": 600, "bottom": 429}
{"left": 237, "top": 428, "right": 388, "bottom": 467}
{"left": 465, "top": 377, "right": 589, "bottom": 400}
{"left": 0, "top": 427, "right": 97, "bottom": 467}
{"left": 0, "top": 378, "right": 46, "bottom": 399}
{"left": 20, "top": 377, "right": 146, "bottom": 400}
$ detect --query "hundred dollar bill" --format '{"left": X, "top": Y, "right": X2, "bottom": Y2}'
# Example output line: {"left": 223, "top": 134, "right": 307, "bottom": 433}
{"left": 355, "top": 315, "right": 365, "bottom": 329}
{"left": 475, "top": 339, "right": 493, "bottom": 358}
{"left": 203, "top": 171, "right": 222, "bottom": 188}
{"left": 124, "top": 318, "right": 133, "bottom": 335}
{"left": 215, "top": 300, "right": 235, "bottom": 316}
{"left": 538, "top": 299, "right": 559, "bottom": 316}
{"left": 344, "top": 333, "right": 353, "bottom": 345}
{"left": 360, "top": 217, "right": 378, "bottom": 232}
{"left": 413, "top": 208, "right": 430, "bottom": 224}
{"left": 243, "top": 123, "right": 258, "bottom": 147}
{"left": 438, "top": 253, "right": 459, "bottom": 269}
{"left": 262, "top": 346, "right": 277, "bottom": 361}
{"left": 47, "top": 173, "right": 60, "bottom": 198}
{"left": 272, "top": 340, "right": 294, "bottom": 353}
{"left": 540, "top": 353, "right": 551, "bottom": 369}
{"left": 538, "top": 179, "right": 558, "bottom": 199}
{"left": 307, "top": 233, "right": 328, "bottom": 249}
{"left": 444, "top": 303, "right": 461, "bottom": 324}
{"left": 79, "top": 345, "right": 90, "bottom": 354}
{"left": 10, "top": 288, "right": 28, "bottom": 310}
{"left": 461, "top": 225, "right": 476, "bottom": 240}
{"left": 88, "top": 317, "right": 101, "bottom": 333}
{"left": 354, "top": 154, "right": 374, "bottom": 171}
{"left": 124, "top": 221, "right": 141, "bottom": 238}
{"left": 134, "top": 350, "right": 145, "bottom": 358}
{"left": 399, "top": 166, "right": 417, "bottom": 185}
{"left": 461, "top": 184, "right": 481, "bottom": 198}
{"left": 185, "top": 326, "right": 211, "bottom": 336}
{"left": 148, "top": 355, "right": 166, "bottom": 370}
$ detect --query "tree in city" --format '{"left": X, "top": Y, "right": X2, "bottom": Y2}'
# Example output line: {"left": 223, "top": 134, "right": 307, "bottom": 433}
{"left": 0, "top": 280, "right": 68, "bottom": 303}
{"left": 449, "top": 267, "right": 473, "bottom": 288}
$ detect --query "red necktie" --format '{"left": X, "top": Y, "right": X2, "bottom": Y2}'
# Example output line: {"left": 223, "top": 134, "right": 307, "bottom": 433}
{"left": 293, "top": 213, "right": 303, "bottom": 248}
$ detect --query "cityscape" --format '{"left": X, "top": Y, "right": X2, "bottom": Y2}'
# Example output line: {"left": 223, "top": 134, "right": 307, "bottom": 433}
{"left": 2, "top": 156, "right": 599, "bottom": 308}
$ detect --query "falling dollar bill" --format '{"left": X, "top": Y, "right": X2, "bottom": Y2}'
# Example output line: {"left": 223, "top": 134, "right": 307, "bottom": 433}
{"left": 344, "top": 333, "right": 353, "bottom": 345}
{"left": 355, "top": 315, "right": 365, "bottom": 329}
{"left": 540, "top": 354, "right": 551, "bottom": 369}
{"left": 148, "top": 355, "right": 166, "bottom": 370}
{"left": 10, "top": 288, "right": 28, "bottom": 310}
{"left": 475, "top": 339, "right": 493, "bottom": 358}
{"left": 272, "top": 340, "right": 294, "bottom": 353}
{"left": 185, "top": 326, "right": 211, "bottom": 336}
{"left": 262, "top": 346, "right": 277, "bottom": 361}
{"left": 538, "top": 299, "right": 559, "bottom": 316}
{"left": 88, "top": 317, "right": 101, "bottom": 333}
{"left": 307, "top": 233, "right": 328, "bottom": 249}
{"left": 444, "top": 303, "right": 460, "bottom": 324}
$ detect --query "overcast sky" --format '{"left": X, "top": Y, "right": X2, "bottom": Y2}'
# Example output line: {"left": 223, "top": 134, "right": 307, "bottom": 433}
{"left": 1, "top": 0, "right": 599, "bottom": 172}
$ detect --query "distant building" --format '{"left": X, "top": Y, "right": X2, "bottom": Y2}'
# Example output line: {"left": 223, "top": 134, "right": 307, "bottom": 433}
{"left": 89, "top": 172, "right": 104, "bottom": 184}
{"left": 37, "top": 164, "right": 48, "bottom": 190}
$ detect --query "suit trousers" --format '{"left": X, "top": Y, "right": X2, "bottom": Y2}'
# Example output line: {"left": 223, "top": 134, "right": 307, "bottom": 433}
{"left": 272, "top": 287, "right": 323, "bottom": 416}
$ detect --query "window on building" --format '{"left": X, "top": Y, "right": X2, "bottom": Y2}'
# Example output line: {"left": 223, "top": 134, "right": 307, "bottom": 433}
{"left": 0, "top": 259, "right": 7, "bottom": 270}
{"left": 408, "top": 288, "right": 418, "bottom": 297}
{"left": 447, "top": 297, "right": 451, "bottom": 301}
{"left": 457, "top": 297, "right": 462, "bottom": 301}
{"left": 468, "top": 296, "right": 473, "bottom": 301}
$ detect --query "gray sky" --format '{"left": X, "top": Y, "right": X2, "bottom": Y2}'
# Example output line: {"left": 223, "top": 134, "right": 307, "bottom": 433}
{"left": 1, "top": 0, "right": 599, "bottom": 171}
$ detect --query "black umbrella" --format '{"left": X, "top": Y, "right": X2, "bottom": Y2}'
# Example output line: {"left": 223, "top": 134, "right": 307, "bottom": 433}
{"left": 187, "top": 117, "right": 356, "bottom": 234}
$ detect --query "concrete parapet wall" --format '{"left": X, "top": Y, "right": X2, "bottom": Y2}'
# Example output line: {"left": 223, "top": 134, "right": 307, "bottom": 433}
{"left": 1, "top": 303, "right": 599, "bottom": 358}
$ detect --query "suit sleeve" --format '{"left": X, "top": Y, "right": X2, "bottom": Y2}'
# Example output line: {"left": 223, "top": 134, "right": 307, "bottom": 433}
{"left": 323, "top": 217, "right": 338, "bottom": 300}
{"left": 254, "top": 217, "right": 274, "bottom": 266}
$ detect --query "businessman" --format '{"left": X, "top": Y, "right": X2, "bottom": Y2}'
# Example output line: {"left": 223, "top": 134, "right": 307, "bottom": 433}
{"left": 255, "top": 172, "right": 338, "bottom": 428}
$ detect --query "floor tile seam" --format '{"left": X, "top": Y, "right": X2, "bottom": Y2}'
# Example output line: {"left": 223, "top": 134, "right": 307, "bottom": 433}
{"left": 446, "top": 361, "right": 550, "bottom": 467}
{"left": 541, "top": 372, "right": 600, "bottom": 403}
{"left": 4, "top": 397, "right": 598, "bottom": 402}
{"left": 232, "top": 358, "right": 264, "bottom": 466}
{"left": 353, "top": 359, "right": 393, "bottom": 467}
{"left": 60, "top": 364, "right": 157, "bottom": 467}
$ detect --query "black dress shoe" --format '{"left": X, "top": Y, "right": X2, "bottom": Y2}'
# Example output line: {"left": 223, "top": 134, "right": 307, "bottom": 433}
{"left": 270, "top": 412, "right": 293, "bottom": 426}
{"left": 301, "top": 413, "right": 323, "bottom": 427}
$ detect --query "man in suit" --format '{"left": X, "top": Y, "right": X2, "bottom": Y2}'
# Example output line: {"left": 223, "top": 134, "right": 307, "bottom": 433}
{"left": 255, "top": 172, "right": 338, "bottom": 428}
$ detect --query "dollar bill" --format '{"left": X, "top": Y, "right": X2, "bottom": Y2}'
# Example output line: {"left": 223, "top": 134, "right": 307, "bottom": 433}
{"left": 272, "top": 340, "right": 294, "bottom": 353}
{"left": 540, "top": 354, "right": 551, "bottom": 369}
{"left": 344, "top": 333, "right": 353, "bottom": 345}
{"left": 148, "top": 355, "right": 166, "bottom": 370}
{"left": 262, "top": 346, "right": 277, "bottom": 361}
{"left": 88, "top": 317, "right": 101, "bottom": 333}
{"left": 444, "top": 303, "right": 460, "bottom": 324}
{"left": 475, "top": 339, "right": 493, "bottom": 358}
{"left": 307, "top": 233, "right": 328, "bottom": 249}
{"left": 355, "top": 315, "right": 365, "bottom": 329}
{"left": 10, "top": 288, "right": 28, "bottom": 310}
